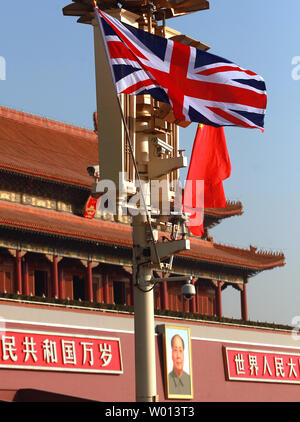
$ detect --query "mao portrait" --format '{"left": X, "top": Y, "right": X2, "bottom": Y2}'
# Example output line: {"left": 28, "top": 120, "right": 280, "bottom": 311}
{"left": 162, "top": 325, "right": 193, "bottom": 399}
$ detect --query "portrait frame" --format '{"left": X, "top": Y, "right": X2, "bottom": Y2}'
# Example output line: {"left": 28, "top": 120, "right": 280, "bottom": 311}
{"left": 162, "top": 324, "right": 193, "bottom": 399}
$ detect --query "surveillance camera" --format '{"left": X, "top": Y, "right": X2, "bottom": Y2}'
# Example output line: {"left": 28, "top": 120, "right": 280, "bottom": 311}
{"left": 151, "top": 137, "right": 174, "bottom": 154}
{"left": 87, "top": 165, "right": 100, "bottom": 177}
{"left": 181, "top": 282, "right": 196, "bottom": 300}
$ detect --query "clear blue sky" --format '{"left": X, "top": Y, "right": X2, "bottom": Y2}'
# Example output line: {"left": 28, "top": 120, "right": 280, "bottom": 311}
{"left": 0, "top": 0, "right": 299, "bottom": 325}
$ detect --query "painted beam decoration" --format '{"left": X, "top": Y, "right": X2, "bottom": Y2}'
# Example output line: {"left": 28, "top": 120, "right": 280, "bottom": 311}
{"left": 224, "top": 347, "right": 300, "bottom": 384}
{"left": 0, "top": 329, "right": 123, "bottom": 374}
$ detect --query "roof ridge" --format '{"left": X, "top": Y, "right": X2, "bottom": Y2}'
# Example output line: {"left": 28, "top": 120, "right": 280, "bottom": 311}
{"left": 214, "top": 241, "right": 285, "bottom": 259}
{"left": 205, "top": 200, "right": 243, "bottom": 212}
{"left": 189, "top": 237, "right": 215, "bottom": 248}
{"left": 0, "top": 105, "right": 96, "bottom": 140}
{"left": 225, "top": 200, "right": 243, "bottom": 208}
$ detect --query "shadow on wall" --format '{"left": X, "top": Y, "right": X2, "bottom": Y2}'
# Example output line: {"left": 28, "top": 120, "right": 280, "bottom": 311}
{"left": 13, "top": 388, "right": 97, "bottom": 402}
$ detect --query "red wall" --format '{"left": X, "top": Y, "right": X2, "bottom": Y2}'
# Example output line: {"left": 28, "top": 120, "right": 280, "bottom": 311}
{"left": 0, "top": 312, "right": 300, "bottom": 402}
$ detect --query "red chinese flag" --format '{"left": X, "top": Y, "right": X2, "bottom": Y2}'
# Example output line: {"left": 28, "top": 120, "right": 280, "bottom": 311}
{"left": 183, "top": 124, "right": 231, "bottom": 236}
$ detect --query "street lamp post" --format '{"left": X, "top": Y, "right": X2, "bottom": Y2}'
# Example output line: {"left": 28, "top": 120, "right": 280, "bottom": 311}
{"left": 62, "top": 0, "right": 193, "bottom": 402}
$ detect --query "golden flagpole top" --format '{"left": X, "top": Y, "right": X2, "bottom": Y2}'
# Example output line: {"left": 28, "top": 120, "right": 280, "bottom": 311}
{"left": 62, "top": 0, "right": 210, "bottom": 24}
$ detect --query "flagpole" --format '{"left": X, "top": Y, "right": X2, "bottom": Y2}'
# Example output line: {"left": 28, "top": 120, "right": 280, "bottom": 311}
{"left": 94, "top": 5, "right": 160, "bottom": 265}
{"left": 93, "top": 3, "right": 158, "bottom": 402}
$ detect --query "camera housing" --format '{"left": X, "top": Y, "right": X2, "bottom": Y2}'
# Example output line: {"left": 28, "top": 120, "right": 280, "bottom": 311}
{"left": 149, "top": 276, "right": 195, "bottom": 300}
{"left": 151, "top": 136, "right": 174, "bottom": 156}
{"left": 181, "top": 282, "right": 196, "bottom": 300}
{"left": 87, "top": 165, "right": 100, "bottom": 178}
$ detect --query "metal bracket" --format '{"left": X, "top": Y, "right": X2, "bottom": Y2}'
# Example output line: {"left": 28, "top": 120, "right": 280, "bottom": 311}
{"left": 147, "top": 155, "right": 187, "bottom": 179}
{"left": 149, "top": 237, "right": 190, "bottom": 264}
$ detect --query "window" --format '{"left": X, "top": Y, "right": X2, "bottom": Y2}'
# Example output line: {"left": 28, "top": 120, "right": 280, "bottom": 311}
{"left": 73, "top": 276, "right": 85, "bottom": 301}
{"left": 5, "top": 271, "right": 12, "bottom": 293}
{"left": 34, "top": 270, "right": 48, "bottom": 297}
{"left": 113, "top": 281, "right": 125, "bottom": 305}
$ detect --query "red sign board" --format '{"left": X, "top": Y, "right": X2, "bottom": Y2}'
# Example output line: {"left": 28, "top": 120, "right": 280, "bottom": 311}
{"left": 224, "top": 347, "right": 300, "bottom": 384}
{"left": 0, "top": 329, "right": 123, "bottom": 374}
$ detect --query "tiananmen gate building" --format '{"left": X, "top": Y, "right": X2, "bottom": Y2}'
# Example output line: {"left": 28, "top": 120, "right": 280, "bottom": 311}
{"left": 0, "top": 105, "right": 297, "bottom": 403}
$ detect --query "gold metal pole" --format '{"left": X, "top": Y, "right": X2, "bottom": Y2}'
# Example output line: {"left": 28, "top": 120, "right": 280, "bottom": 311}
{"left": 93, "top": 5, "right": 158, "bottom": 402}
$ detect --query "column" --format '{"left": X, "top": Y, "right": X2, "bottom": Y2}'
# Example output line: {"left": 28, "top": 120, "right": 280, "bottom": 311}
{"left": 103, "top": 271, "right": 109, "bottom": 304}
{"left": 59, "top": 268, "right": 65, "bottom": 300}
{"left": 15, "top": 250, "right": 22, "bottom": 294}
{"left": 22, "top": 256, "right": 29, "bottom": 296}
{"left": 161, "top": 272, "right": 169, "bottom": 310}
{"left": 80, "top": 259, "right": 98, "bottom": 302}
{"left": 46, "top": 254, "right": 63, "bottom": 299}
{"left": 86, "top": 260, "right": 93, "bottom": 302}
{"left": 129, "top": 274, "right": 134, "bottom": 306}
{"left": 216, "top": 280, "right": 223, "bottom": 318}
{"left": 241, "top": 283, "right": 248, "bottom": 321}
{"left": 52, "top": 256, "right": 59, "bottom": 298}
{"left": 189, "top": 278, "right": 196, "bottom": 313}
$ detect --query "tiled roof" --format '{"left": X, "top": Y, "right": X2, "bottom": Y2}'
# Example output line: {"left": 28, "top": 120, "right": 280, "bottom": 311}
{"left": 0, "top": 106, "right": 98, "bottom": 187}
{"left": 0, "top": 201, "right": 285, "bottom": 272}
{"left": 184, "top": 239, "right": 285, "bottom": 271}
{"left": 0, "top": 106, "right": 242, "bottom": 219}
{"left": 0, "top": 105, "right": 285, "bottom": 273}
{"left": 0, "top": 201, "right": 131, "bottom": 247}
{"left": 205, "top": 201, "right": 243, "bottom": 218}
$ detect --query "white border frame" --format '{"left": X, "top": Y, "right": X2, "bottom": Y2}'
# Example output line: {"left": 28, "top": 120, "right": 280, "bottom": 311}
{"left": 0, "top": 327, "right": 123, "bottom": 374}
{"left": 163, "top": 324, "right": 194, "bottom": 400}
{"left": 224, "top": 346, "right": 300, "bottom": 384}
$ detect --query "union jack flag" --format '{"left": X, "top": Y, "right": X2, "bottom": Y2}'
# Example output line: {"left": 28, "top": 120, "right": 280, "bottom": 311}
{"left": 95, "top": 8, "right": 267, "bottom": 130}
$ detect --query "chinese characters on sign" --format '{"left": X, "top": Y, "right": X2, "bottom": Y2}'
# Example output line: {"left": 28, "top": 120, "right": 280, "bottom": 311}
{"left": 0, "top": 330, "right": 123, "bottom": 374}
{"left": 224, "top": 347, "right": 300, "bottom": 384}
